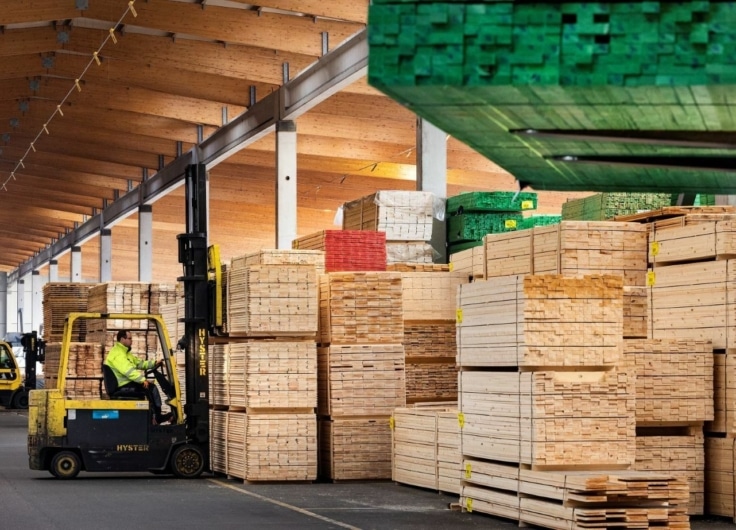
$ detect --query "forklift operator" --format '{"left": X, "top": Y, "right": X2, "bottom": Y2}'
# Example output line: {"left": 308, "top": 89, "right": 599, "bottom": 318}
{"left": 103, "top": 330, "right": 173, "bottom": 425}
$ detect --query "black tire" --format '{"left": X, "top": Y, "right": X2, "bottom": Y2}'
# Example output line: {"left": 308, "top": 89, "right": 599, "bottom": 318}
{"left": 51, "top": 451, "right": 81, "bottom": 480}
{"left": 11, "top": 390, "right": 28, "bottom": 409}
{"left": 170, "top": 444, "right": 204, "bottom": 479}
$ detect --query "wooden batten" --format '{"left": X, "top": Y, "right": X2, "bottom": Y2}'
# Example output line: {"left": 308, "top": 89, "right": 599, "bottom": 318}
{"left": 649, "top": 219, "right": 736, "bottom": 266}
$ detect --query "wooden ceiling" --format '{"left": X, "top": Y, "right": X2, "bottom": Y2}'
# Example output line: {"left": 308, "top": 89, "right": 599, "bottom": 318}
{"left": 0, "top": 0, "right": 588, "bottom": 282}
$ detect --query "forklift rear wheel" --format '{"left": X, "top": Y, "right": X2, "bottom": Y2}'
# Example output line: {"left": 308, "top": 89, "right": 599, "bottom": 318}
{"left": 171, "top": 444, "right": 204, "bottom": 478}
{"left": 11, "top": 390, "right": 28, "bottom": 409}
{"left": 51, "top": 451, "right": 81, "bottom": 480}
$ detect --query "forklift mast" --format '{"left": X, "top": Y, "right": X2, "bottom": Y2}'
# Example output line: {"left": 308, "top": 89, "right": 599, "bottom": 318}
{"left": 20, "top": 331, "right": 45, "bottom": 390}
{"left": 177, "top": 163, "right": 210, "bottom": 466}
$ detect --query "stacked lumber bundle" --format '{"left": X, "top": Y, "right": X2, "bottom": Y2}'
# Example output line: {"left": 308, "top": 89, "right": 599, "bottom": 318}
{"left": 85, "top": 282, "right": 179, "bottom": 332}
{"left": 228, "top": 251, "right": 319, "bottom": 337}
{"left": 647, "top": 260, "right": 735, "bottom": 349}
{"left": 342, "top": 191, "right": 436, "bottom": 241}
{"left": 649, "top": 219, "right": 736, "bottom": 266}
{"left": 562, "top": 193, "right": 672, "bottom": 221}
{"left": 86, "top": 330, "right": 163, "bottom": 359}
{"left": 460, "top": 462, "right": 690, "bottom": 529}
{"left": 42, "top": 282, "right": 97, "bottom": 342}
{"left": 210, "top": 409, "right": 227, "bottom": 474}
{"left": 705, "top": 437, "right": 736, "bottom": 519}
{"left": 292, "top": 230, "right": 386, "bottom": 272}
{"left": 392, "top": 406, "right": 461, "bottom": 494}
{"left": 457, "top": 275, "right": 624, "bottom": 368}
{"left": 385, "top": 242, "right": 435, "bottom": 265}
{"left": 227, "top": 340, "right": 316, "bottom": 410}
{"left": 318, "top": 272, "right": 403, "bottom": 345}
{"left": 223, "top": 411, "right": 318, "bottom": 481}
{"left": 318, "top": 271, "right": 405, "bottom": 480}
{"left": 319, "top": 417, "right": 393, "bottom": 481}
{"left": 460, "top": 370, "right": 634, "bottom": 467}
{"left": 318, "top": 344, "right": 404, "bottom": 417}
{"left": 484, "top": 221, "right": 648, "bottom": 286}
{"left": 43, "top": 342, "right": 104, "bottom": 399}
{"left": 401, "top": 271, "right": 466, "bottom": 403}
{"left": 448, "top": 245, "right": 484, "bottom": 281}
{"left": 636, "top": 429, "right": 705, "bottom": 514}
{"left": 710, "top": 352, "right": 736, "bottom": 435}
{"left": 623, "top": 286, "right": 648, "bottom": 339}
{"left": 387, "top": 263, "right": 449, "bottom": 273}
{"left": 518, "top": 215, "right": 561, "bottom": 230}
{"left": 209, "top": 342, "right": 227, "bottom": 408}
{"left": 624, "top": 339, "right": 713, "bottom": 426}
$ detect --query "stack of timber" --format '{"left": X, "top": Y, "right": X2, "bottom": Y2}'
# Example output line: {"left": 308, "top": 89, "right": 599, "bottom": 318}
{"left": 213, "top": 250, "right": 320, "bottom": 482}
{"left": 483, "top": 221, "right": 649, "bottom": 339}
{"left": 86, "top": 282, "right": 180, "bottom": 326}
{"left": 562, "top": 193, "right": 672, "bottom": 221}
{"left": 227, "top": 250, "right": 320, "bottom": 338}
{"left": 446, "top": 191, "right": 537, "bottom": 256}
{"left": 624, "top": 339, "right": 714, "bottom": 514}
{"left": 454, "top": 274, "right": 688, "bottom": 526}
{"left": 318, "top": 271, "right": 405, "bottom": 480}
{"left": 209, "top": 342, "right": 227, "bottom": 409}
{"left": 391, "top": 406, "right": 461, "bottom": 494}
{"left": 448, "top": 245, "right": 485, "bottom": 281}
{"left": 387, "top": 263, "right": 450, "bottom": 273}
{"left": 342, "top": 190, "right": 438, "bottom": 265}
{"left": 43, "top": 342, "right": 104, "bottom": 399}
{"left": 402, "top": 272, "right": 467, "bottom": 403}
{"left": 210, "top": 409, "right": 227, "bottom": 474}
{"left": 460, "top": 461, "right": 689, "bottom": 529}
{"left": 705, "top": 437, "right": 736, "bottom": 519}
{"left": 292, "top": 230, "right": 387, "bottom": 272}
{"left": 42, "top": 282, "right": 97, "bottom": 342}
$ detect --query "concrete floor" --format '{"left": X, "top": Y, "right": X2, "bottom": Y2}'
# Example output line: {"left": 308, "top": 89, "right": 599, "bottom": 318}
{"left": 2, "top": 408, "right": 734, "bottom": 529}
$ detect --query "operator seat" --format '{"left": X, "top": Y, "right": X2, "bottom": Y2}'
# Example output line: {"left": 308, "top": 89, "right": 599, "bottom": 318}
{"left": 102, "top": 364, "right": 146, "bottom": 400}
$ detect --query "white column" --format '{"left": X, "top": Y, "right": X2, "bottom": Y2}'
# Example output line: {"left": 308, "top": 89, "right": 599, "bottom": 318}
{"left": 416, "top": 117, "right": 448, "bottom": 263}
{"left": 0, "top": 272, "right": 7, "bottom": 338}
{"left": 138, "top": 205, "right": 153, "bottom": 282}
{"left": 275, "top": 120, "right": 297, "bottom": 249}
{"left": 99, "top": 229, "right": 112, "bottom": 282}
{"left": 49, "top": 259, "right": 58, "bottom": 282}
{"left": 31, "top": 270, "right": 45, "bottom": 334}
{"left": 71, "top": 246, "right": 83, "bottom": 283}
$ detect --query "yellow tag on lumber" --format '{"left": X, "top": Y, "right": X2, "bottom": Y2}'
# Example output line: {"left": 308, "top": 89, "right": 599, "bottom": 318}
{"left": 647, "top": 271, "right": 656, "bottom": 287}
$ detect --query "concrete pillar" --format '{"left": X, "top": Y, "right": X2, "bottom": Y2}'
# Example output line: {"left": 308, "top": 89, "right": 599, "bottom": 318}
{"left": 138, "top": 205, "right": 153, "bottom": 282}
{"left": 71, "top": 246, "right": 82, "bottom": 283}
{"left": 31, "top": 270, "right": 44, "bottom": 334}
{"left": 100, "top": 229, "right": 112, "bottom": 282}
{"left": 0, "top": 272, "right": 7, "bottom": 338}
{"left": 17, "top": 279, "right": 25, "bottom": 332}
{"left": 416, "top": 117, "right": 448, "bottom": 263}
{"left": 49, "top": 259, "right": 58, "bottom": 282}
{"left": 275, "top": 120, "right": 297, "bottom": 249}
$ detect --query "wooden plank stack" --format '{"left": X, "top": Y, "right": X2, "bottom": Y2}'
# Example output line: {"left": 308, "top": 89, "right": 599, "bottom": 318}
{"left": 457, "top": 275, "right": 624, "bottom": 368}
{"left": 453, "top": 273, "right": 686, "bottom": 525}
{"left": 318, "top": 271, "right": 405, "bottom": 480}
{"left": 386, "top": 241, "right": 435, "bottom": 265}
{"left": 42, "top": 282, "right": 97, "bottom": 342}
{"left": 391, "top": 406, "right": 461, "bottom": 494}
{"left": 227, "top": 251, "right": 319, "bottom": 338}
{"left": 292, "top": 230, "right": 387, "bottom": 272}
{"left": 401, "top": 271, "right": 467, "bottom": 404}
{"left": 210, "top": 249, "right": 321, "bottom": 482}
{"left": 43, "top": 342, "right": 104, "bottom": 399}
{"left": 623, "top": 339, "right": 713, "bottom": 514}
{"left": 448, "top": 245, "right": 484, "bottom": 281}
{"left": 483, "top": 221, "right": 649, "bottom": 339}
{"left": 705, "top": 437, "right": 736, "bottom": 519}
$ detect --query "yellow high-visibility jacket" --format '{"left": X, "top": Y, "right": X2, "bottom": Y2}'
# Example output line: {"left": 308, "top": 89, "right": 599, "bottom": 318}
{"left": 104, "top": 341, "right": 155, "bottom": 387}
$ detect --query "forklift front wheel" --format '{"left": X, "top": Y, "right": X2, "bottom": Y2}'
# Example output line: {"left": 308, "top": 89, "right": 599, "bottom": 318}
{"left": 11, "top": 390, "right": 28, "bottom": 409}
{"left": 171, "top": 444, "right": 204, "bottom": 479}
{"left": 51, "top": 451, "right": 81, "bottom": 480}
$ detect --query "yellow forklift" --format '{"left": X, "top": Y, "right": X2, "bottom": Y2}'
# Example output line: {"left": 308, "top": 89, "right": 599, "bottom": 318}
{"left": 28, "top": 164, "right": 220, "bottom": 479}
{"left": 0, "top": 332, "right": 44, "bottom": 409}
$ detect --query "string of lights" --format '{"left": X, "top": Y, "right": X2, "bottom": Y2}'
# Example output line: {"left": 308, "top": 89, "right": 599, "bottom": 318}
{"left": 2, "top": 0, "right": 139, "bottom": 191}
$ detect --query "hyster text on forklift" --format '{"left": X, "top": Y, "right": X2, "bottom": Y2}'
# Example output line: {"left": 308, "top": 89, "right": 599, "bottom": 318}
{"left": 0, "top": 331, "right": 45, "bottom": 409}
{"left": 27, "top": 164, "right": 221, "bottom": 479}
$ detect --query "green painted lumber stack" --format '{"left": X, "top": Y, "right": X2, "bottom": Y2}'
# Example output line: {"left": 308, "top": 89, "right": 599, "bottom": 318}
{"left": 446, "top": 191, "right": 537, "bottom": 215}
{"left": 561, "top": 193, "right": 672, "bottom": 220}
{"left": 368, "top": 1, "right": 736, "bottom": 193}
{"left": 518, "top": 215, "right": 562, "bottom": 230}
